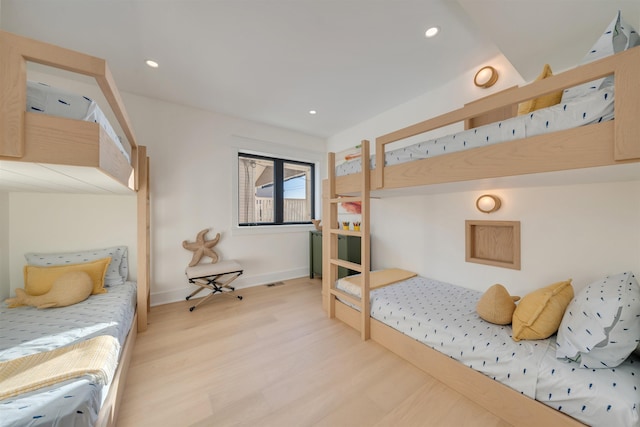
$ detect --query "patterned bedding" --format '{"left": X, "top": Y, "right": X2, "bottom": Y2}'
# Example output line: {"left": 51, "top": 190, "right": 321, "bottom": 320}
{"left": 336, "top": 86, "right": 614, "bottom": 177}
{"left": 0, "top": 282, "right": 137, "bottom": 427}
{"left": 336, "top": 276, "right": 640, "bottom": 427}
{"left": 26, "top": 81, "right": 131, "bottom": 163}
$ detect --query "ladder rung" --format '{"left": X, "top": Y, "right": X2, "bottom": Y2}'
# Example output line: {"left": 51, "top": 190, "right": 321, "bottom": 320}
{"left": 330, "top": 258, "right": 362, "bottom": 272}
{"left": 329, "top": 287, "right": 362, "bottom": 307}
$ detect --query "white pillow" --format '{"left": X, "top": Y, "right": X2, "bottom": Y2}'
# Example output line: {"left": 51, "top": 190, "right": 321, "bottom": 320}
{"left": 556, "top": 271, "right": 640, "bottom": 368}
{"left": 25, "top": 246, "right": 128, "bottom": 286}
{"left": 562, "top": 11, "right": 640, "bottom": 103}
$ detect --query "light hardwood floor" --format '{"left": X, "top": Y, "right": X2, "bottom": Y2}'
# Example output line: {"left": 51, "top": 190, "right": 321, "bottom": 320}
{"left": 117, "top": 277, "right": 512, "bottom": 427}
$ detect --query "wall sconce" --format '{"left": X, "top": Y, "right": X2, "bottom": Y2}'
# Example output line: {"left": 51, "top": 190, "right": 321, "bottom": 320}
{"left": 474, "top": 66, "right": 498, "bottom": 88}
{"left": 476, "top": 194, "right": 501, "bottom": 213}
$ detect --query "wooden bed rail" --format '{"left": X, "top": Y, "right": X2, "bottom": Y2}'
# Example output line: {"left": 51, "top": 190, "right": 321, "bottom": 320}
{"left": 0, "top": 30, "right": 140, "bottom": 189}
{"left": 373, "top": 46, "right": 640, "bottom": 189}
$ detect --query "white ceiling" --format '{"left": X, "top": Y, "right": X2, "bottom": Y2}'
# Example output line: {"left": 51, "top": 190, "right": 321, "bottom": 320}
{"left": 1, "top": 0, "right": 638, "bottom": 138}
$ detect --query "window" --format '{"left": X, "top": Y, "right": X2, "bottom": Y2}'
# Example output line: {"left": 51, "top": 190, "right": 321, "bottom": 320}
{"left": 238, "top": 152, "right": 315, "bottom": 226}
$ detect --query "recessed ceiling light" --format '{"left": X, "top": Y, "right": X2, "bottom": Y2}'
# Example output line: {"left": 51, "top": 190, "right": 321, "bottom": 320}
{"left": 145, "top": 59, "right": 159, "bottom": 68}
{"left": 309, "top": 110, "right": 317, "bottom": 115}
{"left": 425, "top": 26, "right": 440, "bottom": 38}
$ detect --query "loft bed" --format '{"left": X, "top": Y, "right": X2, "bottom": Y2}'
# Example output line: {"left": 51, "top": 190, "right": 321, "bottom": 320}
{"left": 0, "top": 30, "right": 138, "bottom": 192}
{"left": 322, "top": 47, "right": 640, "bottom": 427}
{"left": 0, "top": 30, "right": 150, "bottom": 427}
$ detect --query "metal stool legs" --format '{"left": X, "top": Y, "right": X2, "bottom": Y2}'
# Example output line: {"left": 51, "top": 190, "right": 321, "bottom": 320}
{"left": 186, "top": 269, "right": 243, "bottom": 311}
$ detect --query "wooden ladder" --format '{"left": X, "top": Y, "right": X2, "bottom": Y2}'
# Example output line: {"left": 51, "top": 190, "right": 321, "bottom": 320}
{"left": 325, "top": 140, "right": 371, "bottom": 340}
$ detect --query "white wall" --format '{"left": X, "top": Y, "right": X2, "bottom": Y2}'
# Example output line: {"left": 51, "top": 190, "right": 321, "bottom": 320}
{"left": 121, "top": 92, "right": 326, "bottom": 306}
{"left": 8, "top": 193, "right": 137, "bottom": 294}
{"left": 329, "top": 53, "right": 640, "bottom": 297}
{"left": 0, "top": 192, "right": 9, "bottom": 299}
{"left": 371, "top": 182, "right": 640, "bottom": 296}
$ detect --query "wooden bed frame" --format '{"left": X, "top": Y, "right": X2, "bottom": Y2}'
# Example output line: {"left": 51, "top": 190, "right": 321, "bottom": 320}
{"left": 322, "top": 47, "right": 640, "bottom": 427}
{"left": 332, "top": 46, "right": 640, "bottom": 195}
{"left": 0, "top": 30, "right": 150, "bottom": 426}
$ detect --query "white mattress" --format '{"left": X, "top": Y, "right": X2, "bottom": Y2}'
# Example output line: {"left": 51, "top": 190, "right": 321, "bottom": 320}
{"left": 336, "top": 275, "right": 640, "bottom": 427}
{"left": 336, "top": 86, "right": 614, "bottom": 177}
{"left": 0, "top": 282, "right": 137, "bottom": 427}
{"left": 26, "top": 81, "right": 131, "bottom": 163}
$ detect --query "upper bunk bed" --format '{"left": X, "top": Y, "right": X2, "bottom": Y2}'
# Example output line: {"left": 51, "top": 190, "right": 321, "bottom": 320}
{"left": 332, "top": 45, "right": 640, "bottom": 196}
{"left": 0, "top": 30, "right": 141, "bottom": 193}
{"left": 0, "top": 30, "right": 150, "bottom": 332}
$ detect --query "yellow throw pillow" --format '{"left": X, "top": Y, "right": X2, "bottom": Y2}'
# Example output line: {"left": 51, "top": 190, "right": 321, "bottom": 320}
{"left": 517, "top": 64, "right": 563, "bottom": 115}
{"left": 23, "top": 257, "right": 111, "bottom": 296}
{"left": 512, "top": 279, "right": 573, "bottom": 341}
{"left": 476, "top": 284, "right": 521, "bottom": 325}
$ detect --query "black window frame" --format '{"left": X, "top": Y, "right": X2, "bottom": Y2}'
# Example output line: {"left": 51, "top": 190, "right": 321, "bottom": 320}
{"left": 238, "top": 152, "right": 315, "bottom": 226}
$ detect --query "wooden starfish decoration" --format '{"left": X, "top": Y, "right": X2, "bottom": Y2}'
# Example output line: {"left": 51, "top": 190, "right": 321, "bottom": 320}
{"left": 182, "top": 228, "right": 221, "bottom": 267}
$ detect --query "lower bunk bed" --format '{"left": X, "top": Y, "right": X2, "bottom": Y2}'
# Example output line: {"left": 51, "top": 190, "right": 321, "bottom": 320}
{"left": 334, "top": 275, "right": 639, "bottom": 427}
{"left": 0, "top": 281, "right": 138, "bottom": 427}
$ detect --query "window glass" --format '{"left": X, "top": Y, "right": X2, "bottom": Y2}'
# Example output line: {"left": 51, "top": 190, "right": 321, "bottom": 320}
{"left": 283, "top": 162, "right": 312, "bottom": 223}
{"left": 238, "top": 153, "right": 314, "bottom": 226}
{"left": 238, "top": 156, "right": 274, "bottom": 224}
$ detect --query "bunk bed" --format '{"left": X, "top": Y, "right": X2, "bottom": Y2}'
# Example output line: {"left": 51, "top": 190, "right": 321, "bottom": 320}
{"left": 322, "top": 45, "right": 640, "bottom": 427}
{"left": 0, "top": 30, "right": 150, "bottom": 427}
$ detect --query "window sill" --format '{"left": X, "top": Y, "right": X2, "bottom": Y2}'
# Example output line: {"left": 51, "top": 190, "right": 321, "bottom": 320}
{"left": 231, "top": 223, "right": 316, "bottom": 237}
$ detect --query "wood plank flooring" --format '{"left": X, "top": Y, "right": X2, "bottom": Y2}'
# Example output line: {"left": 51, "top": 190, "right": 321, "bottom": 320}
{"left": 117, "top": 277, "right": 512, "bottom": 427}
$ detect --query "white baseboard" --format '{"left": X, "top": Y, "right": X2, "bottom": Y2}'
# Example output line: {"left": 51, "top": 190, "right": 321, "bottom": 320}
{"left": 150, "top": 266, "right": 309, "bottom": 307}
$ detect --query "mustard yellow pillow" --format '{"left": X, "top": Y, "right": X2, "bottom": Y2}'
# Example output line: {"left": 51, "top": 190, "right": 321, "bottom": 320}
{"left": 512, "top": 279, "right": 573, "bottom": 341}
{"left": 476, "top": 284, "right": 521, "bottom": 325}
{"left": 6, "top": 271, "right": 94, "bottom": 309}
{"left": 23, "top": 257, "right": 111, "bottom": 296}
{"left": 517, "top": 64, "right": 563, "bottom": 115}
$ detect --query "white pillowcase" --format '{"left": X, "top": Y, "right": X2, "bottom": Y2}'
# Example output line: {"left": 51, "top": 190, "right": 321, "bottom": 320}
{"left": 25, "top": 246, "right": 129, "bottom": 286}
{"left": 562, "top": 11, "right": 640, "bottom": 103}
{"left": 556, "top": 271, "right": 640, "bottom": 368}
